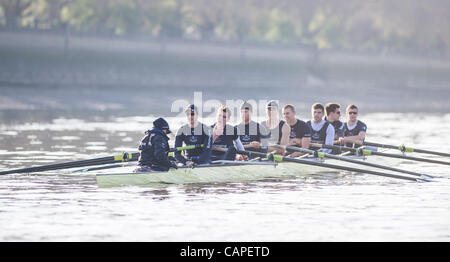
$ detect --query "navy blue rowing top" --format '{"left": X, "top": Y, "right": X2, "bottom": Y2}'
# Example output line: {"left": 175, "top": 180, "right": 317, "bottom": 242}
{"left": 306, "top": 120, "right": 330, "bottom": 144}
{"left": 174, "top": 123, "right": 212, "bottom": 165}
{"left": 343, "top": 120, "right": 367, "bottom": 147}
{"left": 343, "top": 120, "right": 367, "bottom": 137}
{"left": 288, "top": 119, "right": 312, "bottom": 139}
{"left": 235, "top": 121, "right": 269, "bottom": 153}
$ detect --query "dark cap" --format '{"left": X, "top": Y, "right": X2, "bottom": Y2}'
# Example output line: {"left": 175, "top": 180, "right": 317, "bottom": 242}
{"left": 184, "top": 104, "right": 198, "bottom": 115}
{"left": 153, "top": 117, "right": 171, "bottom": 134}
{"left": 267, "top": 100, "right": 279, "bottom": 109}
{"left": 240, "top": 101, "right": 253, "bottom": 111}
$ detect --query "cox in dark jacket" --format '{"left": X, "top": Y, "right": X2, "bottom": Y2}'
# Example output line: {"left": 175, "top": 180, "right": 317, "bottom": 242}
{"left": 135, "top": 118, "right": 178, "bottom": 172}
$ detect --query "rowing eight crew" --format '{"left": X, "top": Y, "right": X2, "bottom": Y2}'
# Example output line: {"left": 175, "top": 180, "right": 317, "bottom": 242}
{"left": 135, "top": 102, "right": 367, "bottom": 172}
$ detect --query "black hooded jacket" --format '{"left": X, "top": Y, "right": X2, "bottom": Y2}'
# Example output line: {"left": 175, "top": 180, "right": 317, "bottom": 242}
{"left": 137, "top": 128, "right": 173, "bottom": 171}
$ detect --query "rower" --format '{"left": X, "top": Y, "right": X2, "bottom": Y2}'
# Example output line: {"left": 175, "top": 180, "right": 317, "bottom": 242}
{"left": 339, "top": 104, "right": 367, "bottom": 147}
{"left": 235, "top": 101, "right": 270, "bottom": 158}
{"left": 135, "top": 117, "right": 178, "bottom": 172}
{"left": 306, "top": 103, "right": 335, "bottom": 154}
{"left": 174, "top": 104, "right": 213, "bottom": 166}
{"left": 324, "top": 102, "right": 344, "bottom": 139}
{"left": 260, "top": 100, "right": 290, "bottom": 154}
{"left": 211, "top": 105, "right": 245, "bottom": 161}
{"left": 282, "top": 104, "right": 312, "bottom": 156}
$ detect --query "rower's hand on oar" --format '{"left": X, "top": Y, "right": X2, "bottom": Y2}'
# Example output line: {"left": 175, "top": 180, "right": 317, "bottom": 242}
{"left": 288, "top": 152, "right": 302, "bottom": 158}
{"left": 169, "top": 161, "right": 178, "bottom": 169}
{"left": 247, "top": 141, "right": 261, "bottom": 149}
{"left": 288, "top": 138, "right": 302, "bottom": 147}
{"left": 236, "top": 154, "right": 248, "bottom": 161}
{"left": 186, "top": 161, "right": 195, "bottom": 167}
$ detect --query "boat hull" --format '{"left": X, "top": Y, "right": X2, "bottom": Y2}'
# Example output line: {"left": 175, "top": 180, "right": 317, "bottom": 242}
{"left": 96, "top": 160, "right": 329, "bottom": 188}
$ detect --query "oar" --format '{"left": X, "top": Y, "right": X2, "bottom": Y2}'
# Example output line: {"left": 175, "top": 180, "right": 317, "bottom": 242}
{"left": 311, "top": 143, "right": 450, "bottom": 166}
{"left": 0, "top": 152, "right": 140, "bottom": 176}
{"left": 169, "top": 144, "right": 203, "bottom": 152}
{"left": 69, "top": 162, "right": 135, "bottom": 173}
{"left": 236, "top": 150, "right": 429, "bottom": 182}
{"left": 0, "top": 144, "right": 203, "bottom": 176}
{"left": 363, "top": 141, "right": 450, "bottom": 157}
{"left": 272, "top": 144, "right": 435, "bottom": 179}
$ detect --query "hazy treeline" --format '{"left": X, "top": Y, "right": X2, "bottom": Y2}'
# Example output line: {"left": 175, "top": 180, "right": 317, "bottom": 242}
{"left": 1, "top": 0, "right": 449, "bottom": 56}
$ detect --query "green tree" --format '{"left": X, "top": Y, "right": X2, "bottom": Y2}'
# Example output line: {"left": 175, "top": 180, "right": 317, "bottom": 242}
{"left": 0, "top": 0, "right": 32, "bottom": 28}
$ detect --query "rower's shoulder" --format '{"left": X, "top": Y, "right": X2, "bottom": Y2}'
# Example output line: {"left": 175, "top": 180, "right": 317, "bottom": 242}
{"left": 326, "top": 121, "right": 335, "bottom": 132}
{"left": 235, "top": 120, "right": 259, "bottom": 128}
{"left": 330, "top": 120, "right": 344, "bottom": 128}
{"left": 296, "top": 118, "right": 308, "bottom": 125}
{"left": 296, "top": 119, "right": 310, "bottom": 129}
{"left": 281, "top": 120, "right": 290, "bottom": 130}
{"left": 176, "top": 124, "right": 190, "bottom": 135}
{"left": 211, "top": 123, "right": 233, "bottom": 128}
{"left": 199, "top": 122, "right": 212, "bottom": 133}
{"left": 224, "top": 124, "right": 237, "bottom": 133}
{"left": 357, "top": 120, "right": 367, "bottom": 125}
{"left": 357, "top": 120, "right": 368, "bottom": 130}
{"left": 234, "top": 122, "right": 244, "bottom": 129}
{"left": 260, "top": 120, "right": 267, "bottom": 126}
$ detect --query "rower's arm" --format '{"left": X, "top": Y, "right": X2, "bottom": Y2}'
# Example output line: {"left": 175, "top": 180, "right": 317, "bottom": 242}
{"left": 340, "top": 131, "right": 366, "bottom": 145}
{"left": 288, "top": 138, "right": 302, "bottom": 146}
{"left": 244, "top": 141, "right": 260, "bottom": 149}
{"left": 195, "top": 133, "right": 213, "bottom": 164}
{"left": 280, "top": 123, "right": 291, "bottom": 146}
{"left": 234, "top": 137, "right": 245, "bottom": 151}
{"left": 259, "top": 124, "right": 270, "bottom": 147}
{"left": 174, "top": 132, "right": 187, "bottom": 165}
{"left": 301, "top": 137, "right": 311, "bottom": 149}
{"left": 302, "top": 123, "right": 312, "bottom": 149}
{"left": 152, "top": 135, "right": 172, "bottom": 166}
{"left": 272, "top": 124, "right": 291, "bottom": 155}
{"left": 322, "top": 125, "right": 335, "bottom": 153}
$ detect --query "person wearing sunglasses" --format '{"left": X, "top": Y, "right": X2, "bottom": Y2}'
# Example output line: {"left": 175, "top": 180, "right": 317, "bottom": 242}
{"left": 210, "top": 105, "right": 245, "bottom": 161}
{"left": 339, "top": 104, "right": 367, "bottom": 147}
{"left": 325, "top": 102, "right": 344, "bottom": 140}
{"left": 174, "top": 104, "right": 212, "bottom": 167}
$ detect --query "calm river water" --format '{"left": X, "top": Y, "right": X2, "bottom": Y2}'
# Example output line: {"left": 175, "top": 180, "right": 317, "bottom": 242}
{"left": 0, "top": 112, "right": 449, "bottom": 241}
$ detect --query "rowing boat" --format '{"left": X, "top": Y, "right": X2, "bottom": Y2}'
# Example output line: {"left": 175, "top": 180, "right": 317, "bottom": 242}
{"left": 2, "top": 141, "right": 438, "bottom": 186}
{"left": 95, "top": 157, "right": 363, "bottom": 188}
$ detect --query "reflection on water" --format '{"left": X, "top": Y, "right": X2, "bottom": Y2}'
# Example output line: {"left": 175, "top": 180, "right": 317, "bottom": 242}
{"left": 0, "top": 112, "right": 450, "bottom": 241}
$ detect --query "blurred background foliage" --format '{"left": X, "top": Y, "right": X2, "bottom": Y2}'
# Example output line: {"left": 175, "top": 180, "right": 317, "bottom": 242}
{"left": 0, "top": 0, "right": 449, "bottom": 57}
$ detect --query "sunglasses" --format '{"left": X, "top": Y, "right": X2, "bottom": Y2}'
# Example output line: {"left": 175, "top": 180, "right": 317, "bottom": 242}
{"left": 335, "top": 111, "right": 341, "bottom": 115}
{"left": 348, "top": 111, "right": 358, "bottom": 115}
